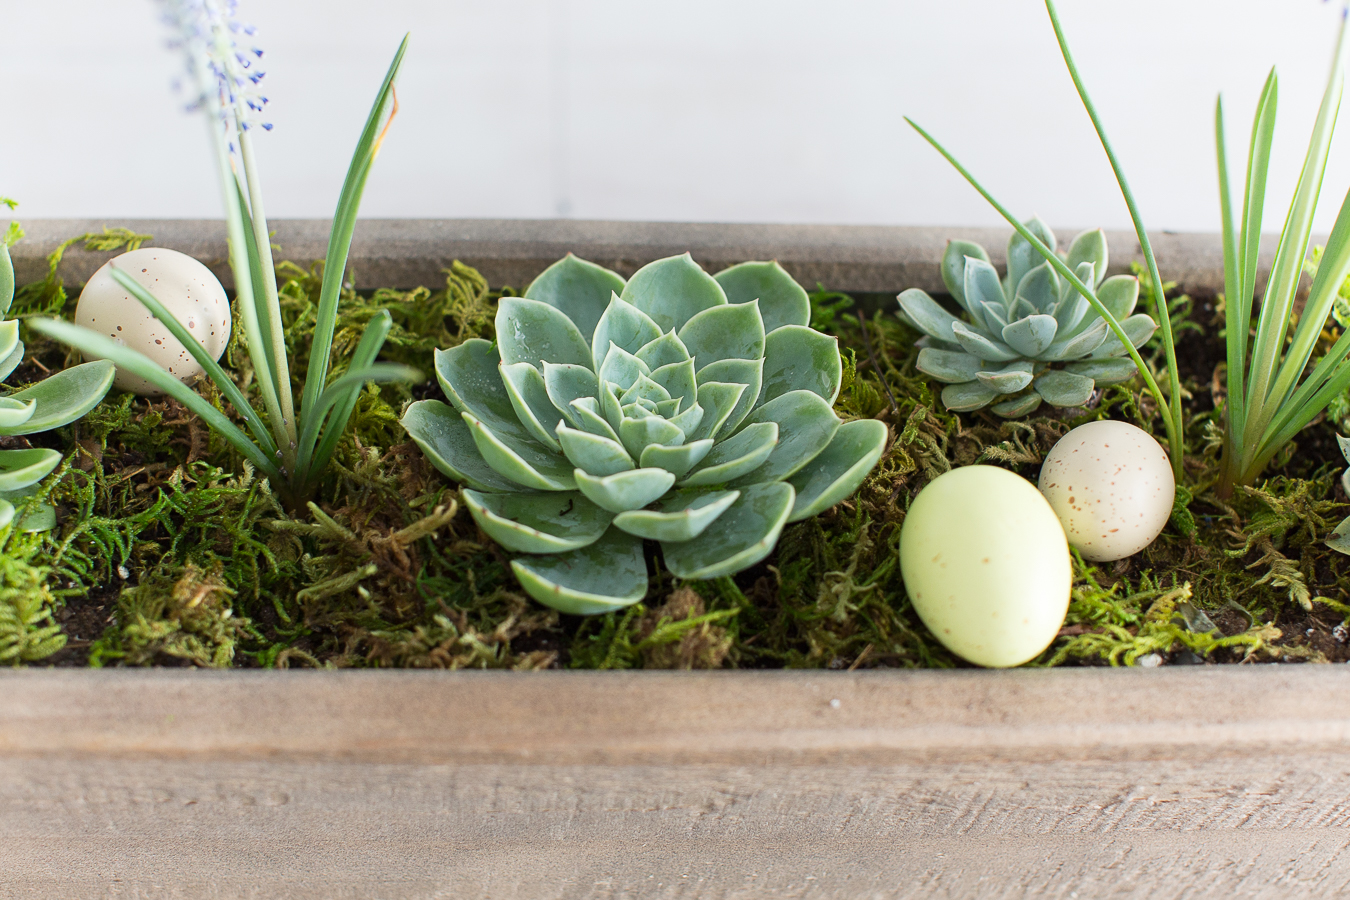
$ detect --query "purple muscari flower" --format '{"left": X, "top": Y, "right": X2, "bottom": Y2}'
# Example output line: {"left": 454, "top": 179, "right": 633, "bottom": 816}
{"left": 157, "top": 0, "right": 271, "bottom": 135}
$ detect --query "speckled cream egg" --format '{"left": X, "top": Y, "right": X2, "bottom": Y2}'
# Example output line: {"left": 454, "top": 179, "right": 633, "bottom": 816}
{"left": 1037, "top": 420, "right": 1175, "bottom": 562}
{"left": 75, "top": 247, "right": 231, "bottom": 395}
{"left": 900, "top": 465, "right": 1071, "bottom": 668}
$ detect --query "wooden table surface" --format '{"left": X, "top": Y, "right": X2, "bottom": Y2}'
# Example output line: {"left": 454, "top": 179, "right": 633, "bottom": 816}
{"left": 1, "top": 667, "right": 1348, "bottom": 898}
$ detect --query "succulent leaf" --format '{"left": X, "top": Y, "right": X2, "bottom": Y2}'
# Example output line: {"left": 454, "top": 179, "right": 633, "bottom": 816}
{"left": 612, "top": 489, "right": 739, "bottom": 542}
{"left": 1033, "top": 370, "right": 1096, "bottom": 407}
{"left": 597, "top": 343, "right": 651, "bottom": 391}
{"left": 941, "top": 380, "right": 1000, "bottom": 411}
{"left": 677, "top": 301, "right": 766, "bottom": 370}
{"left": 686, "top": 380, "right": 747, "bottom": 443}
{"left": 786, "top": 419, "right": 888, "bottom": 522}
{"left": 435, "top": 341, "right": 534, "bottom": 442}
{"left": 1045, "top": 317, "right": 1110, "bottom": 361}
{"left": 942, "top": 240, "right": 990, "bottom": 307}
{"left": 401, "top": 399, "right": 525, "bottom": 492}
{"left": 1066, "top": 228, "right": 1109, "bottom": 287}
{"left": 964, "top": 257, "right": 1007, "bottom": 321}
{"left": 1098, "top": 275, "right": 1140, "bottom": 320}
{"left": 463, "top": 411, "right": 577, "bottom": 491}
{"left": 0, "top": 340, "right": 24, "bottom": 383}
{"left": 618, "top": 415, "right": 685, "bottom": 459}
{"left": 662, "top": 481, "right": 795, "bottom": 580}
{"left": 0, "top": 398, "right": 36, "bottom": 431}
{"left": 0, "top": 321, "right": 20, "bottom": 367}
{"left": 639, "top": 439, "right": 714, "bottom": 479}
{"left": 463, "top": 488, "right": 611, "bottom": 553}
{"left": 621, "top": 253, "right": 727, "bottom": 333}
{"left": 635, "top": 331, "right": 692, "bottom": 370}
{"left": 759, "top": 325, "right": 843, "bottom": 406}
{"left": 916, "top": 348, "right": 983, "bottom": 384}
{"left": 1064, "top": 357, "right": 1138, "bottom": 385}
{"left": 556, "top": 423, "right": 634, "bottom": 476}
{"left": 511, "top": 529, "right": 648, "bottom": 615}
{"left": 569, "top": 397, "right": 621, "bottom": 442}
{"left": 1006, "top": 216, "right": 1057, "bottom": 295}
{"left": 500, "top": 362, "right": 563, "bottom": 451}
{"left": 0, "top": 448, "right": 61, "bottom": 493}
{"left": 1001, "top": 314, "right": 1058, "bottom": 357}
{"left": 542, "top": 362, "right": 599, "bottom": 429}
{"left": 695, "top": 357, "right": 763, "bottom": 435}
{"left": 0, "top": 360, "right": 117, "bottom": 435}
{"left": 591, "top": 293, "right": 663, "bottom": 372}
{"left": 1087, "top": 313, "right": 1158, "bottom": 359}
{"left": 713, "top": 260, "right": 810, "bottom": 333}
{"left": 524, "top": 253, "right": 627, "bottom": 344}
{"left": 619, "top": 373, "right": 672, "bottom": 407}
{"left": 576, "top": 467, "right": 678, "bottom": 513}
{"left": 730, "top": 390, "right": 839, "bottom": 485}
{"left": 650, "top": 358, "right": 698, "bottom": 407}
{"left": 974, "top": 360, "right": 1035, "bottom": 393}
{"left": 495, "top": 297, "right": 592, "bottom": 370}
{"left": 1014, "top": 264, "right": 1060, "bottom": 314}
{"left": 681, "top": 421, "right": 779, "bottom": 487}
{"left": 666, "top": 400, "right": 705, "bottom": 437}
{"left": 990, "top": 394, "right": 1043, "bottom": 417}
{"left": 951, "top": 321, "right": 1020, "bottom": 362}
{"left": 897, "top": 289, "right": 960, "bottom": 341}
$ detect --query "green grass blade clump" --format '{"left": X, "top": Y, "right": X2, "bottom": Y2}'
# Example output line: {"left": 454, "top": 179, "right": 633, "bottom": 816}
{"left": 34, "top": 12, "right": 417, "bottom": 507}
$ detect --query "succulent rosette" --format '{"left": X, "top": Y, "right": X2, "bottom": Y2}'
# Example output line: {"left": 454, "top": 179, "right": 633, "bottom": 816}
{"left": 402, "top": 253, "right": 888, "bottom": 614}
{"left": 898, "top": 219, "right": 1157, "bottom": 417}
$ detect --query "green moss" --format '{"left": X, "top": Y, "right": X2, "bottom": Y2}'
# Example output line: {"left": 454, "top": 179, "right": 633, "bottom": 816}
{"left": 8, "top": 236, "right": 1350, "bottom": 670}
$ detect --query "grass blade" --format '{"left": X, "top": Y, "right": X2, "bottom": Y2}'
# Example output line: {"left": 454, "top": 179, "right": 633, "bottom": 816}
{"left": 108, "top": 265, "right": 278, "bottom": 458}
{"left": 1257, "top": 14, "right": 1350, "bottom": 423}
{"left": 300, "top": 35, "right": 409, "bottom": 429}
{"left": 1216, "top": 96, "right": 1247, "bottom": 443}
{"left": 27, "top": 318, "right": 283, "bottom": 481}
{"left": 294, "top": 361, "right": 420, "bottom": 476}
{"left": 1246, "top": 55, "right": 1343, "bottom": 445}
{"left": 1237, "top": 69, "right": 1278, "bottom": 370}
{"left": 235, "top": 127, "right": 296, "bottom": 442}
{"left": 299, "top": 310, "right": 394, "bottom": 491}
{"left": 233, "top": 176, "right": 283, "bottom": 407}
{"left": 1043, "top": 0, "right": 1183, "bottom": 479}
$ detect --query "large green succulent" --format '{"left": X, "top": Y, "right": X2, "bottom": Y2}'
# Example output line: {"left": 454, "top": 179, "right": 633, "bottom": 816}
{"left": 402, "top": 253, "right": 888, "bottom": 614}
{"left": 898, "top": 219, "right": 1156, "bottom": 417}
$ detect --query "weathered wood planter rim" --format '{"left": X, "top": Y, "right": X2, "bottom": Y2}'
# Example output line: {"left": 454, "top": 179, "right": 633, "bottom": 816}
{"left": 4, "top": 219, "right": 1338, "bottom": 898}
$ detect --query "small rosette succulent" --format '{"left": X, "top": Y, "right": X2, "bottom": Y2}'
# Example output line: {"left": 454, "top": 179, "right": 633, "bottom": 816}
{"left": 898, "top": 218, "right": 1157, "bottom": 417}
{"left": 401, "top": 253, "right": 888, "bottom": 614}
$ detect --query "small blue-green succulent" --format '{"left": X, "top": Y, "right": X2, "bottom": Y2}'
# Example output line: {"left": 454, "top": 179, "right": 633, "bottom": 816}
{"left": 402, "top": 253, "right": 888, "bottom": 614}
{"left": 898, "top": 219, "right": 1156, "bottom": 417}
{"left": 0, "top": 228, "right": 114, "bottom": 530}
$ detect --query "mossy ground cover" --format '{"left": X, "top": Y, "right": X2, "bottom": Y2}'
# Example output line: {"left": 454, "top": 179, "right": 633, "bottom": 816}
{"left": 5, "top": 230, "right": 1350, "bottom": 670}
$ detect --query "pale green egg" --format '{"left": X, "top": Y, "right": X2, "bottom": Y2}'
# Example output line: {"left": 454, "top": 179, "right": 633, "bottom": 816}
{"left": 900, "top": 465, "right": 1071, "bottom": 668}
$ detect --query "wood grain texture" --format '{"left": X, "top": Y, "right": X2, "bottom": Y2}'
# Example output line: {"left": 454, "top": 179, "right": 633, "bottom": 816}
{"left": 8, "top": 218, "right": 1274, "bottom": 296}
{"left": 2, "top": 668, "right": 1350, "bottom": 897}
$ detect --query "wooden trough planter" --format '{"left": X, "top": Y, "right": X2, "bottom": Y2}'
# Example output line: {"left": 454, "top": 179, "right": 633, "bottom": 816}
{"left": 4, "top": 219, "right": 1339, "bottom": 899}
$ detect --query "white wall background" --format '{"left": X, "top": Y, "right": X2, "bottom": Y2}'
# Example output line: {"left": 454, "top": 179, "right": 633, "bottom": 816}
{"left": 2, "top": 0, "right": 1349, "bottom": 232}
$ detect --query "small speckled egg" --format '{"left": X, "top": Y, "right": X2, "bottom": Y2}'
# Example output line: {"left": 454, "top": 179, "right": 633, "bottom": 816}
{"left": 1038, "top": 420, "right": 1175, "bottom": 562}
{"left": 900, "top": 465, "right": 1071, "bottom": 668}
{"left": 75, "top": 248, "right": 231, "bottom": 396}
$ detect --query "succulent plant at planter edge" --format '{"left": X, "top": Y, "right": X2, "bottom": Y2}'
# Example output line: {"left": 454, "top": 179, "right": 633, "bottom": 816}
{"left": 898, "top": 219, "right": 1157, "bottom": 417}
{"left": 401, "top": 253, "right": 889, "bottom": 614}
{"left": 0, "top": 229, "right": 114, "bottom": 530}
